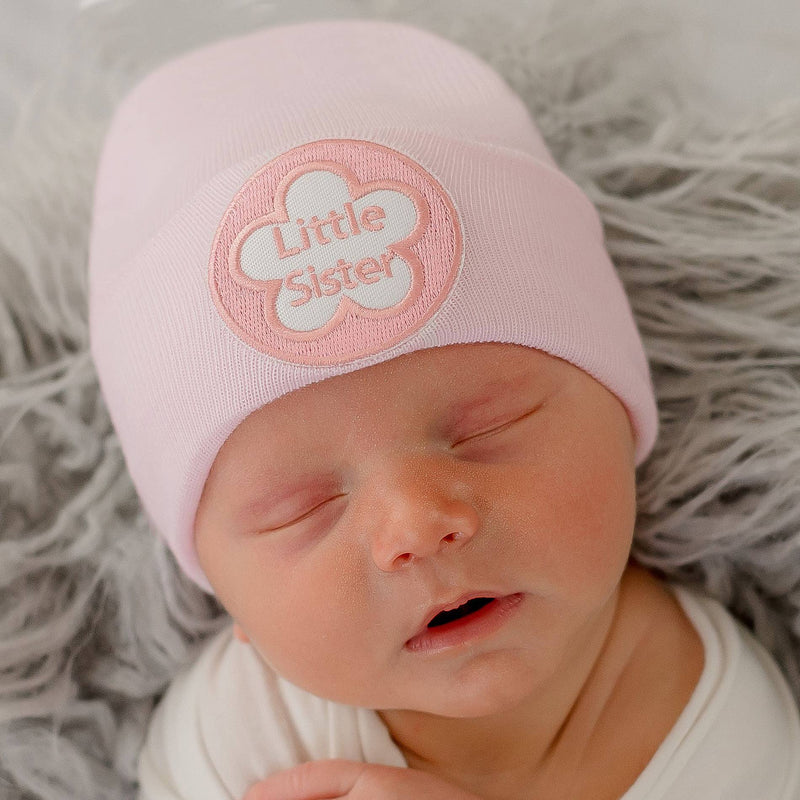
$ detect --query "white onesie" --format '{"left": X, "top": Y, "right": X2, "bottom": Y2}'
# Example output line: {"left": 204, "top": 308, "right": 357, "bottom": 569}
{"left": 137, "top": 584, "right": 800, "bottom": 799}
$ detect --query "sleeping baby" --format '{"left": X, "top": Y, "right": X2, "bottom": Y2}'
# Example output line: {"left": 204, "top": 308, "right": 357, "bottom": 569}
{"left": 86, "top": 18, "right": 800, "bottom": 800}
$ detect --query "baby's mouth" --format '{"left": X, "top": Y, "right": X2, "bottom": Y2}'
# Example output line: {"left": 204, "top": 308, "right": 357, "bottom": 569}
{"left": 405, "top": 593, "right": 524, "bottom": 653}
{"left": 408, "top": 591, "right": 502, "bottom": 640}
{"left": 427, "top": 597, "right": 495, "bottom": 627}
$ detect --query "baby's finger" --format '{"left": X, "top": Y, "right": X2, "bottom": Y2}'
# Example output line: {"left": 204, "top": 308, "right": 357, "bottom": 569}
{"left": 242, "top": 758, "right": 369, "bottom": 800}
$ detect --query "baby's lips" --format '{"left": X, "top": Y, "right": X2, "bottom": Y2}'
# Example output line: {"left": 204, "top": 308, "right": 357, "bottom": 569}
{"left": 408, "top": 590, "right": 501, "bottom": 641}
{"left": 405, "top": 593, "right": 526, "bottom": 654}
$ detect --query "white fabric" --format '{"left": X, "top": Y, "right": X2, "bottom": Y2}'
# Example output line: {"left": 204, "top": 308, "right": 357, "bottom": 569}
{"left": 137, "top": 584, "right": 800, "bottom": 799}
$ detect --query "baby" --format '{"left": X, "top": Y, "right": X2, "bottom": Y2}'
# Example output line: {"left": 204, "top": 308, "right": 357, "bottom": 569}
{"left": 87, "top": 18, "right": 800, "bottom": 800}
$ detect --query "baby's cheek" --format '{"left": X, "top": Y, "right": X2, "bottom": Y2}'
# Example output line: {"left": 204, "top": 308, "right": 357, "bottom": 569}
{"left": 254, "top": 561, "right": 375, "bottom": 696}
{"left": 511, "top": 458, "right": 634, "bottom": 595}
{"left": 559, "top": 468, "right": 636, "bottom": 592}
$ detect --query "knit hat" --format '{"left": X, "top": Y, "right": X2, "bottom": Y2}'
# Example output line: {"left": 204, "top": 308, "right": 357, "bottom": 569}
{"left": 88, "top": 18, "right": 659, "bottom": 594}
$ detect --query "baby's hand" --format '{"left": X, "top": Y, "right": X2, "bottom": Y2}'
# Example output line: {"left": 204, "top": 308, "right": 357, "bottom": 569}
{"left": 242, "top": 758, "right": 485, "bottom": 800}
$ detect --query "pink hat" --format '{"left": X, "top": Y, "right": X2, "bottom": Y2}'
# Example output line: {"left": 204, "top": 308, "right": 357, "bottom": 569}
{"left": 88, "top": 19, "right": 658, "bottom": 594}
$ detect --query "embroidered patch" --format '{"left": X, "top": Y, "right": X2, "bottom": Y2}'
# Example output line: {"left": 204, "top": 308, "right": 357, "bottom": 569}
{"left": 208, "top": 139, "right": 462, "bottom": 365}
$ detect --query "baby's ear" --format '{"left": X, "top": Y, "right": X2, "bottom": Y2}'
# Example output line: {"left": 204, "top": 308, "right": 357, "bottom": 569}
{"left": 232, "top": 622, "right": 250, "bottom": 643}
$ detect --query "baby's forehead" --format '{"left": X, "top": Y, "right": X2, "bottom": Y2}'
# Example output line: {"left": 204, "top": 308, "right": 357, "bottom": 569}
{"left": 275, "top": 346, "right": 572, "bottom": 436}
{"left": 281, "top": 343, "right": 556, "bottom": 409}
{"left": 348, "top": 342, "right": 555, "bottom": 383}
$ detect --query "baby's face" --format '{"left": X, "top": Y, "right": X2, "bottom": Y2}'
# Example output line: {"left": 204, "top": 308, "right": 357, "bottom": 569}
{"left": 194, "top": 342, "right": 637, "bottom": 717}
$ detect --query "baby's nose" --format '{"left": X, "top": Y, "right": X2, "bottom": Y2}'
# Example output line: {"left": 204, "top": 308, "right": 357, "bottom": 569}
{"left": 367, "top": 458, "right": 479, "bottom": 572}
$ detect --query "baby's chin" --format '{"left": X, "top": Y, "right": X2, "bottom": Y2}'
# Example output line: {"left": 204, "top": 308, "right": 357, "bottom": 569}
{"left": 370, "top": 656, "right": 543, "bottom": 720}
{"left": 375, "top": 685, "right": 538, "bottom": 726}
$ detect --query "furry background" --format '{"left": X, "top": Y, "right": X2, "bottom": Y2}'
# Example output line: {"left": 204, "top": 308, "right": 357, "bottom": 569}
{"left": 1, "top": 1, "right": 799, "bottom": 798}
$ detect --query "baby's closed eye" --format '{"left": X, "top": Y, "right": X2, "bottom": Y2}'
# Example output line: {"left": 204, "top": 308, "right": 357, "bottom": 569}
{"left": 452, "top": 402, "right": 545, "bottom": 447}
{"left": 259, "top": 493, "right": 349, "bottom": 532}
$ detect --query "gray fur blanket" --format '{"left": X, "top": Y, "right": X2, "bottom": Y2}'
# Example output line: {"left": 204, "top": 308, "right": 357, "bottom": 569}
{"left": 1, "top": 1, "right": 799, "bottom": 797}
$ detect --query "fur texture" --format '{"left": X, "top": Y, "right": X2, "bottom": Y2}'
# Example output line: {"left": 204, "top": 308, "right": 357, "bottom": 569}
{"left": 1, "top": 1, "right": 798, "bottom": 797}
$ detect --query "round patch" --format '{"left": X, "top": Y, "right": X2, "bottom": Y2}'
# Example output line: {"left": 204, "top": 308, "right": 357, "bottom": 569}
{"left": 208, "top": 139, "right": 463, "bottom": 366}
